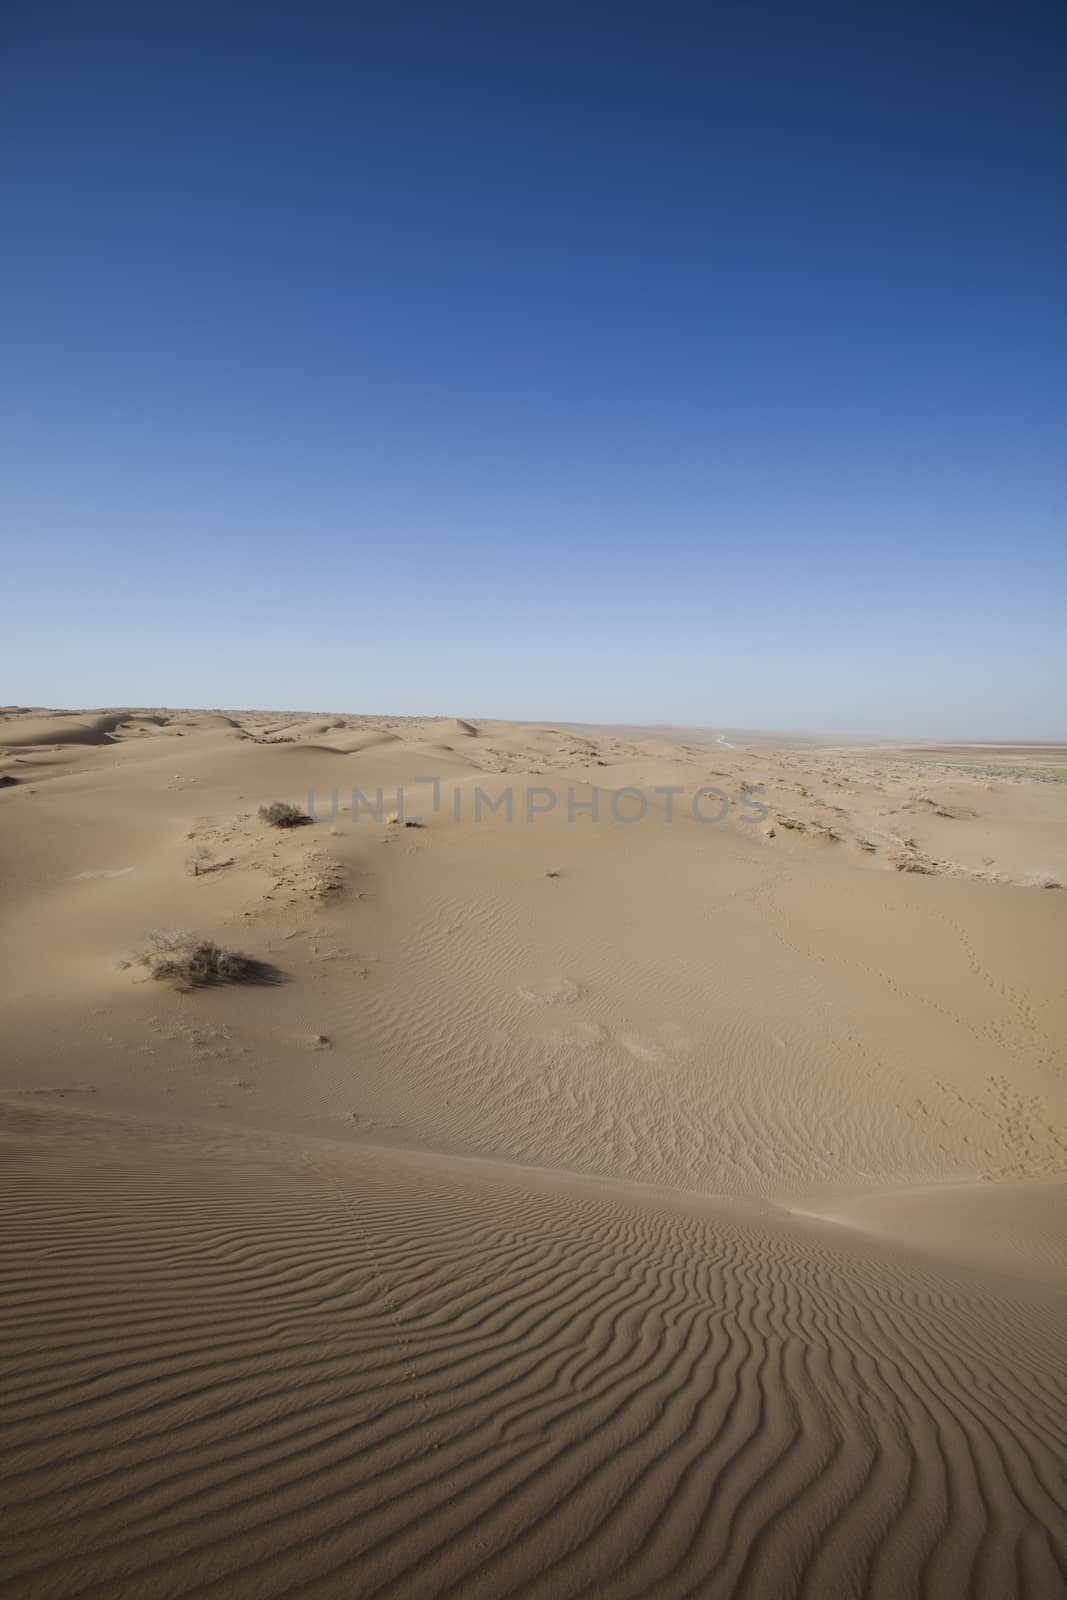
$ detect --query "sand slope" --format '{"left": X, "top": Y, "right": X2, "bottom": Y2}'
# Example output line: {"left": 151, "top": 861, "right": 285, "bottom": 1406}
{"left": 1, "top": 710, "right": 1065, "bottom": 1597}
{"left": 2, "top": 1104, "right": 1065, "bottom": 1600}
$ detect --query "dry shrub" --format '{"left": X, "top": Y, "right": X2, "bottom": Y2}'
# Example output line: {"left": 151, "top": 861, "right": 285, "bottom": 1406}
{"left": 258, "top": 800, "right": 309, "bottom": 828}
{"left": 134, "top": 930, "right": 252, "bottom": 986}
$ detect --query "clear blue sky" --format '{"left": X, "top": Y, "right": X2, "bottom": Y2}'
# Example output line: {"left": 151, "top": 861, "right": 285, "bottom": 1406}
{"left": 2, "top": 3, "right": 1064, "bottom": 737}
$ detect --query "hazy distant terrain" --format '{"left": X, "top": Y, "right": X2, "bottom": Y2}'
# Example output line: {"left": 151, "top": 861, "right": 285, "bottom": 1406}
{"left": 1, "top": 707, "right": 1065, "bottom": 1598}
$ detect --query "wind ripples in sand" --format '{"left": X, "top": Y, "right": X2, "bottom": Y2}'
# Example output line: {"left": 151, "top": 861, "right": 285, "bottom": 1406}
{"left": 1, "top": 1104, "right": 1064, "bottom": 1600}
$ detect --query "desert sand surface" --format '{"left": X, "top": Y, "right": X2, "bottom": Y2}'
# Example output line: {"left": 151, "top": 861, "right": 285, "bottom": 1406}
{"left": 1, "top": 707, "right": 1065, "bottom": 1598}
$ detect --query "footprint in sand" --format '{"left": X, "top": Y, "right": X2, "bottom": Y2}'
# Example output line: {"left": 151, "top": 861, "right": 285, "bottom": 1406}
{"left": 540, "top": 1022, "right": 609, "bottom": 1052}
{"left": 619, "top": 1023, "right": 696, "bottom": 1064}
{"left": 518, "top": 976, "right": 585, "bottom": 1005}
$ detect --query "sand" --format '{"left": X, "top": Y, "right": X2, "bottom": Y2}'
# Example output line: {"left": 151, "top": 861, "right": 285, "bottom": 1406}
{"left": 1, "top": 708, "right": 1065, "bottom": 1597}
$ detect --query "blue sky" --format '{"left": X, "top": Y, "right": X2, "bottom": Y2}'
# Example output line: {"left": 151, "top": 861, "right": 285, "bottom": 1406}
{"left": 2, "top": 3, "right": 1064, "bottom": 737}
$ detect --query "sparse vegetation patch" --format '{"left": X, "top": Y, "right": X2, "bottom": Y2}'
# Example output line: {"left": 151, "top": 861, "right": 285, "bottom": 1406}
{"left": 129, "top": 930, "right": 253, "bottom": 986}
{"left": 258, "top": 800, "right": 309, "bottom": 828}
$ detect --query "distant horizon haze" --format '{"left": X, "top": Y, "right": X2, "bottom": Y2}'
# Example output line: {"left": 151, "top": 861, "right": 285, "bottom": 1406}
{"left": 7, "top": 703, "right": 1067, "bottom": 748}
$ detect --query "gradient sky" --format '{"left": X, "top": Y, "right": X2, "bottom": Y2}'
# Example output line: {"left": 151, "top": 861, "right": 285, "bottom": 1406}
{"left": 2, "top": 3, "right": 1064, "bottom": 737}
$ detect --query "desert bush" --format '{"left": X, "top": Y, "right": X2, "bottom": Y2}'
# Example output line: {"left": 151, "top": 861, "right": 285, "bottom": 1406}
{"left": 258, "top": 800, "right": 308, "bottom": 828}
{"left": 134, "top": 929, "right": 251, "bottom": 986}
{"left": 187, "top": 845, "right": 214, "bottom": 876}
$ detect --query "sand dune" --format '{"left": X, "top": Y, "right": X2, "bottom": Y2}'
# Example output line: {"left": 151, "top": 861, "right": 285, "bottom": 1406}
{"left": 0, "top": 710, "right": 1064, "bottom": 1597}
{"left": 0, "top": 709, "right": 132, "bottom": 747}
